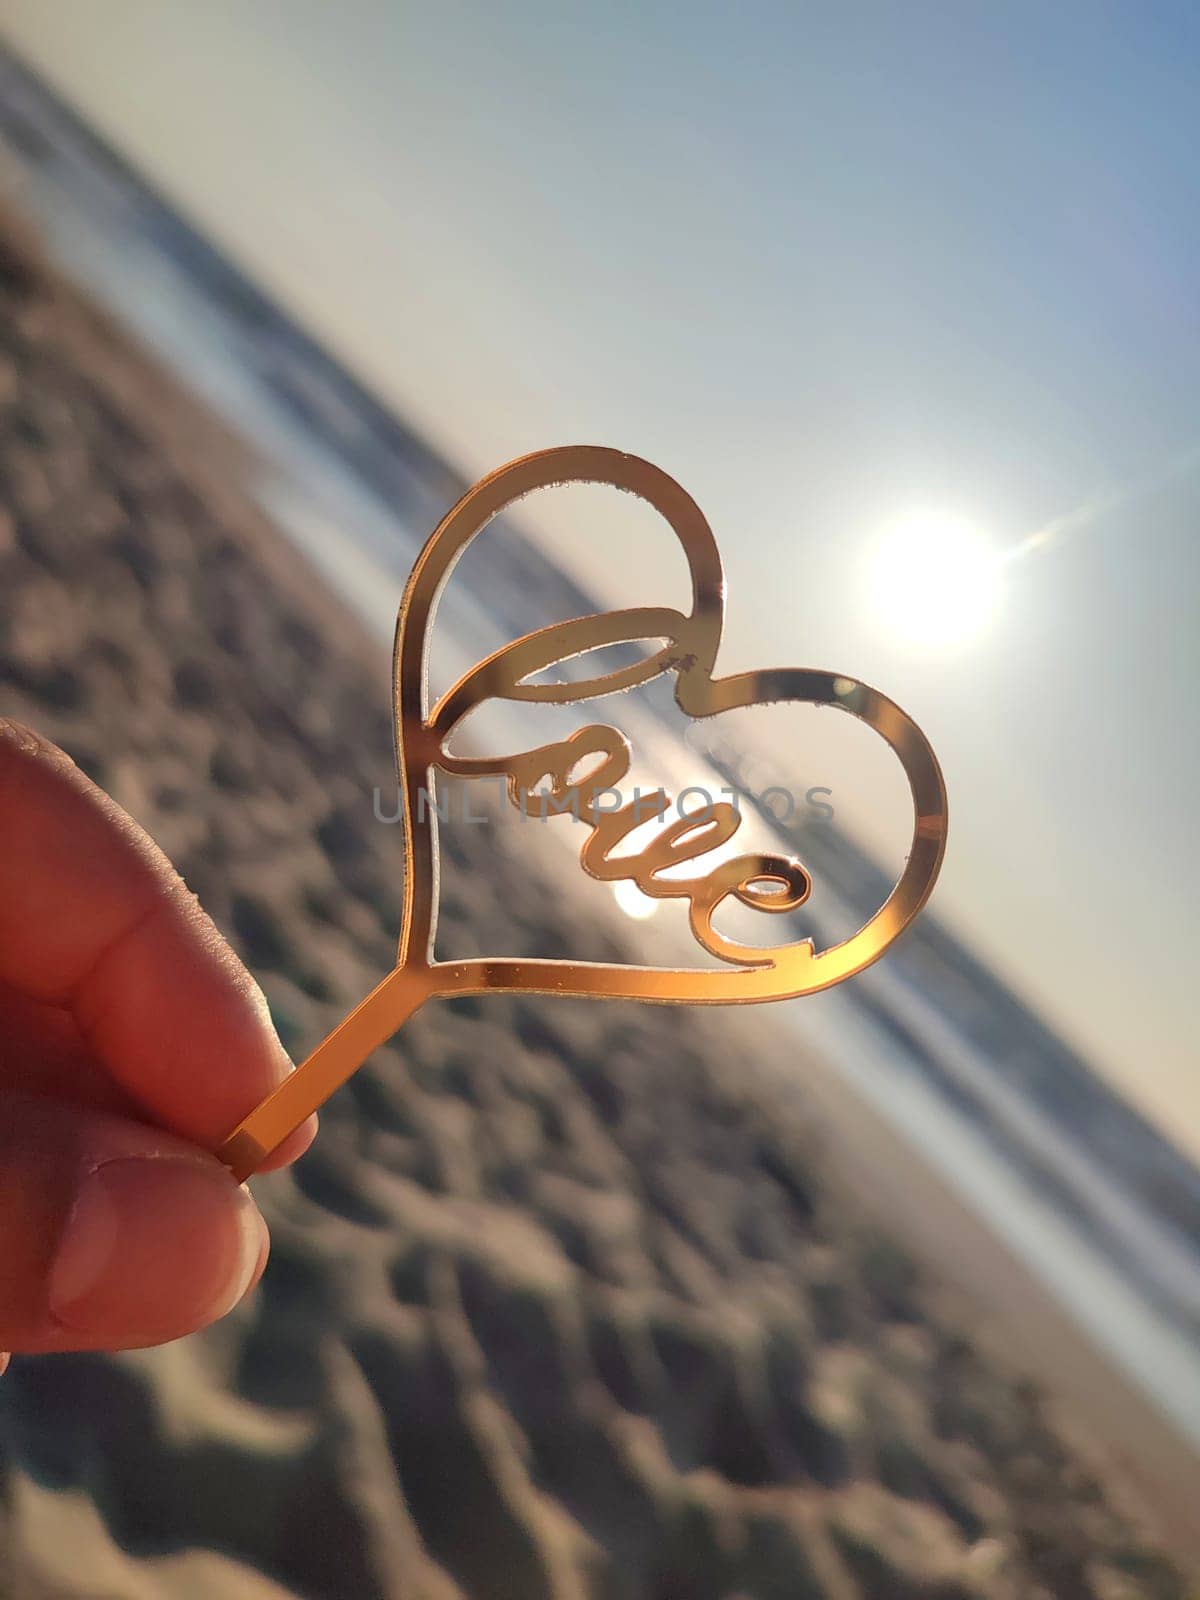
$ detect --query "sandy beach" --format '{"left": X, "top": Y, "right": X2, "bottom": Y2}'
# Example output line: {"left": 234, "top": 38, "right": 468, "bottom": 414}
{"left": 0, "top": 212, "right": 1195, "bottom": 1600}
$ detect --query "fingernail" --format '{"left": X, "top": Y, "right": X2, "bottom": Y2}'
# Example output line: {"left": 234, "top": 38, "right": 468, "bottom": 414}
{"left": 0, "top": 719, "right": 51, "bottom": 758}
{"left": 249, "top": 980, "right": 294, "bottom": 1084}
{"left": 50, "top": 1156, "right": 267, "bottom": 1342}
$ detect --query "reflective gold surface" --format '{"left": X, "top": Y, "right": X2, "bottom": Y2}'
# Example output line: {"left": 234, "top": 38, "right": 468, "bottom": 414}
{"left": 218, "top": 446, "right": 948, "bottom": 1180}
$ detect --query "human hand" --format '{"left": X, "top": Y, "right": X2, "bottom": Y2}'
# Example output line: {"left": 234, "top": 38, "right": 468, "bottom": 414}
{"left": 0, "top": 720, "right": 316, "bottom": 1361}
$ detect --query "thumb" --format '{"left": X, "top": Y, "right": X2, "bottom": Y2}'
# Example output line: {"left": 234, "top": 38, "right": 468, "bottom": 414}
{"left": 0, "top": 1093, "right": 268, "bottom": 1355}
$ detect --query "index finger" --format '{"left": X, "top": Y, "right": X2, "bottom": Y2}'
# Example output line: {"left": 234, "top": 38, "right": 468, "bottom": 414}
{"left": 0, "top": 720, "right": 315, "bottom": 1163}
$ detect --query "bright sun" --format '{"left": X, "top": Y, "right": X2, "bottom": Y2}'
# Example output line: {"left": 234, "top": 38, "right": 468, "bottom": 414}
{"left": 869, "top": 511, "right": 1001, "bottom": 649}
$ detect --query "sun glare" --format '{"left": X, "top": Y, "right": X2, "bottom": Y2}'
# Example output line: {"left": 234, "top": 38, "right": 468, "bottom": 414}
{"left": 868, "top": 512, "right": 1001, "bottom": 649}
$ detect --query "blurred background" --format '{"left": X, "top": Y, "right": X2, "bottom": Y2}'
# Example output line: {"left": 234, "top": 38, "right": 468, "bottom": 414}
{"left": 0, "top": 4, "right": 1197, "bottom": 1598}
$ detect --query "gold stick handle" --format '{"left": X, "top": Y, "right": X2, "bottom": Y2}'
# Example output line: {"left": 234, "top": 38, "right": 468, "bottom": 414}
{"left": 217, "top": 964, "right": 434, "bottom": 1181}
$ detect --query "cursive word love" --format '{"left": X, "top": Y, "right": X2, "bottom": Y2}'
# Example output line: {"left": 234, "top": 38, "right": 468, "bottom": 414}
{"left": 424, "top": 612, "right": 813, "bottom": 967}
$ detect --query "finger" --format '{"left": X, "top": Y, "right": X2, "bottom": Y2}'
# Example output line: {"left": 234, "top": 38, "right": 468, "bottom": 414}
{"left": 0, "top": 721, "right": 317, "bottom": 1160}
{"left": 0, "top": 981, "right": 310, "bottom": 1172}
{"left": 0, "top": 1091, "right": 268, "bottom": 1354}
{"left": 0, "top": 981, "right": 136, "bottom": 1114}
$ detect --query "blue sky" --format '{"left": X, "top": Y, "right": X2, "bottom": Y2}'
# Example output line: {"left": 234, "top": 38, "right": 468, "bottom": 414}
{"left": 5, "top": 1, "right": 1198, "bottom": 1147}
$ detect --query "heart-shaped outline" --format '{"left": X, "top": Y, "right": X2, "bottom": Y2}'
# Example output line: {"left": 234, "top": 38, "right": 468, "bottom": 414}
{"left": 397, "top": 445, "right": 946, "bottom": 1000}
{"left": 219, "top": 446, "right": 947, "bottom": 1178}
